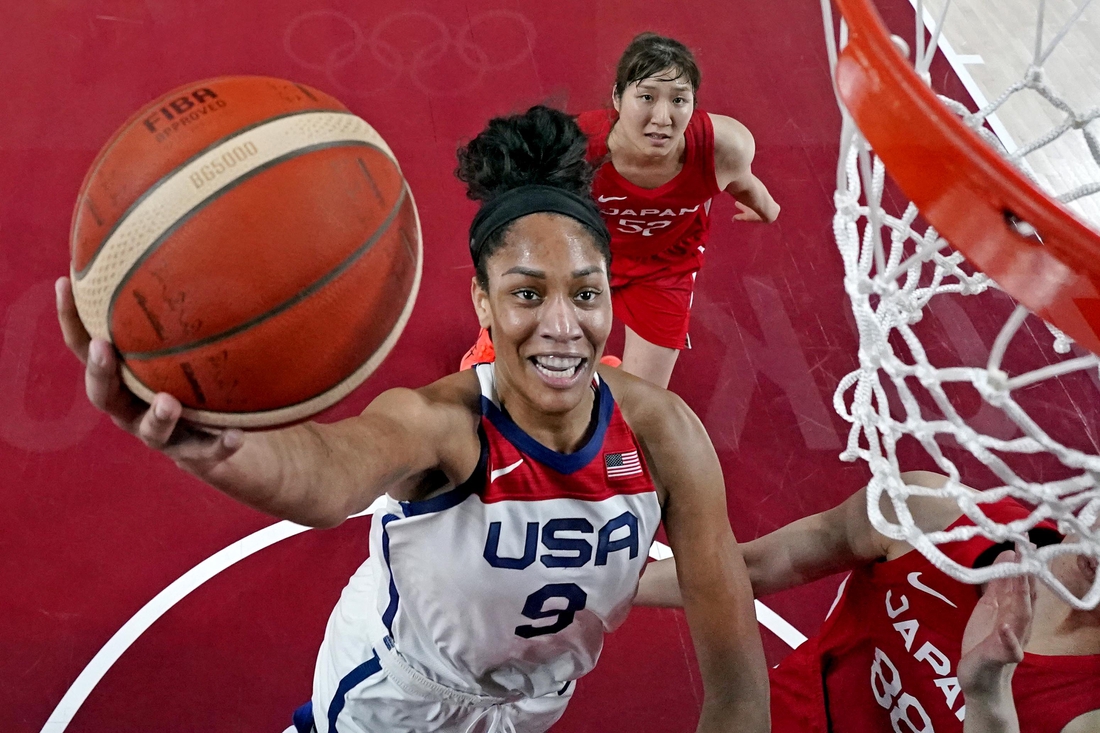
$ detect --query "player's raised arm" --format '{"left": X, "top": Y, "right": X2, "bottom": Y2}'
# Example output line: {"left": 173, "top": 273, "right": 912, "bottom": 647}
{"left": 56, "top": 275, "right": 473, "bottom": 528}
{"left": 623, "top": 376, "right": 769, "bottom": 733}
{"left": 636, "top": 470, "right": 965, "bottom": 605}
{"left": 711, "top": 113, "right": 780, "bottom": 224}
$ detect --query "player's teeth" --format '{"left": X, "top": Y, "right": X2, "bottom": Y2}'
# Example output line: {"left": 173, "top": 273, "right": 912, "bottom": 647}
{"left": 535, "top": 356, "right": 582, "bottom": 371}
{"left": 531, "top": 355, "right": 584, "bottom": 382}
{"left": 536, "top": 364, "right": 576, "bottom": 375}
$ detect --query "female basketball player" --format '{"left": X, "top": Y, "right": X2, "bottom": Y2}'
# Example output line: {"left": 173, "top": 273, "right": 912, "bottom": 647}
{"left": 56, "top": 105, "right": 768, "bottom": 733}
{"left": 636, "top": 471, "right": 1100, "bottom": 733}
{"left": 462, "top": 32, "right": 780, "bottom": 388}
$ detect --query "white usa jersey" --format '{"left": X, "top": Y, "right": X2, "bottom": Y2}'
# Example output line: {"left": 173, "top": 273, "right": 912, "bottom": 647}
{"left": 320, "top": 363, "right": 662, "bottom": 709}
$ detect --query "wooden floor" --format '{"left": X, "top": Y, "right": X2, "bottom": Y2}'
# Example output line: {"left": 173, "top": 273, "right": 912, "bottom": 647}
{"left": 914, "top": 0, "right": 1100, "bottom": 227}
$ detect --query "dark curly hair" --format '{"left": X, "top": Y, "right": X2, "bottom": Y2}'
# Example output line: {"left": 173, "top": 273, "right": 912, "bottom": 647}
{"left": 456, "top": 105, "right": 611, "bottom": 288}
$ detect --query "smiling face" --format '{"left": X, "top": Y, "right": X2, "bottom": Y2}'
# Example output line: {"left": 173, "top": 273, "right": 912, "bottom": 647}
{"left": 612, "top": 69, "right": 695, "bottom": 157}
{"left": 472, "top": 213, "right": 611, "bottom": 418}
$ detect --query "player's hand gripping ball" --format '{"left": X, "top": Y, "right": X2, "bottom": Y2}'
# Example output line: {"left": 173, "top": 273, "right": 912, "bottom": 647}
{"left": 69, "top": 76, "right": 421, "bottom": 428}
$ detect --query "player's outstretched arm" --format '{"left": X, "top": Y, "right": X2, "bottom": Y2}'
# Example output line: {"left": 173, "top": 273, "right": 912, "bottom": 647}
{"left": 637, "top": 479, "right": 893, "bottom": 606}
{"left": 710, "top": 114, "right": 780, "bottom": 224}
{"left": 56, "top": 276, "right": 466, "bottom": 528}
{"left": 636, "top": 470, "right": 961, "bottom": 605}
{"left": 634, "top": 386, "right": 769, "bottom": 733}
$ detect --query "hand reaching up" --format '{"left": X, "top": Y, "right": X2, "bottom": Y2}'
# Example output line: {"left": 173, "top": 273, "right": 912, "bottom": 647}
{"left": 959, "top": 549, "right": 1035, "bottom": 689}
{"left": 55, "top": 276, "right": 244, "bottom": 476}
{"left": 957, "top": 547, "right": 1036, "bottom": 733}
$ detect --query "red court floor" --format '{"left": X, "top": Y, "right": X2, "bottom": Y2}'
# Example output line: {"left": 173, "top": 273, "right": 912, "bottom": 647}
{"left": 5, "top": 1, "right": 1096, "bottom": 731}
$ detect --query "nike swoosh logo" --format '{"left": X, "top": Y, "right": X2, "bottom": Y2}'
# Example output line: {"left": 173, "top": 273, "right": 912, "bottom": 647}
{"left": 490, "top": 459, "right": 524, "bottom": 483}
{"left": 597, "top": 195, "right": 628, "bottom": 202}
{"left": 907, "top": 572, "right": 958, "bottom": 608}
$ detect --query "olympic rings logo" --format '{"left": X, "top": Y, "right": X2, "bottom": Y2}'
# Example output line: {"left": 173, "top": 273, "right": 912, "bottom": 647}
{"left": 283, "top": 9, "right": 536, "bottom": 97}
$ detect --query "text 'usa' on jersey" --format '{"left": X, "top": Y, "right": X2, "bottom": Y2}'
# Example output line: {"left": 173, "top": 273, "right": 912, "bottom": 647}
{"left": 366, "top": 364, "right": 662, "bottom": 700}
{"left": 577, "top": 108, "right": 723, "bottom": 278}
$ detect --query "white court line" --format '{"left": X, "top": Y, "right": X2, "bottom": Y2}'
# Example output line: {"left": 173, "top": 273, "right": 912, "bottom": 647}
{"left": 40, "top": 519, "right": 307, "bottom": 732}
{"left": 648, "top": 539, "right": 675, "bottom": 560}
{"left": 647, "top": 539, "right": 808, "bottom": 649}
{"left": 43, "top": 515, "right": 805, "bottom": 731}
{"left": 907, "top": 0, "right": 1023, "bottom": 157}
{"left": 39, "top": 497, "right": 384, "bottom": 733}
{"left": 754, "top": 601, "right": 809, "bottom": 649}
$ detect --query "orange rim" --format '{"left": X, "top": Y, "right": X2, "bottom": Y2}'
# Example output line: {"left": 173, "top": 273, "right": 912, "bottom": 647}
{"left": 833, "top": 0, "right": 1100, "bottom": 355}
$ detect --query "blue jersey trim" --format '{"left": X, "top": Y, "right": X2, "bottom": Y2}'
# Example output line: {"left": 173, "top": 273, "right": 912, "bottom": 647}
{"left": 380, "top": 513, "right": 400, "bottom": 632}
{"left": 482, "top": 379, "right": 613, "bottom": 475}
{"left": 291, "top": 701, "right": 313, "bottom": 733}
{"left": 399, "top": 427, "right": 488, "bottom": 517}
{"left": 327, "top": 650, "right": 381, "bottom": 732}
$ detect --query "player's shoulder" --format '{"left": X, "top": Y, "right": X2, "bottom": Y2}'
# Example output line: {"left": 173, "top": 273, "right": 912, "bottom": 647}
{"left": 1060, "top": 709, "right": 1100, "bottom": 733}
{"left": 367, "top": 370, "right": 481, "bottom": 436}
{"left": 599, "top": 365, "right": 701, "bottom": 445}
{"left": 876, "top": 471, "right": 969, "bottom": 561}
{"left": 708, "top": 113, "right": 756, "bottom": 168}
{"left": 884, "top": 471, "right": 969, "bottom": 534}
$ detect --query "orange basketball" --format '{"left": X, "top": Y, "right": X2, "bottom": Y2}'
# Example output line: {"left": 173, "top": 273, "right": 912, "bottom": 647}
{"left": 69, "top": 76, "right": 422, "bottom": 428}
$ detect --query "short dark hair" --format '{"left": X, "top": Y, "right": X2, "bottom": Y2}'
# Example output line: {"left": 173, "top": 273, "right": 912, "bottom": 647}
{"left": 614, "top": 32, "right": 701, "bottom": 98}
{"left": 972, "top": 527, "right": 1064, "bottom": 570}
{"left": 455, "top": 105, "right": 611, "bottom": 289}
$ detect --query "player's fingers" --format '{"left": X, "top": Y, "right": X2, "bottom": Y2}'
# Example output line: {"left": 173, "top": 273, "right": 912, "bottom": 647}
{"left": 1016, "top": 574, "right": 1036, "bottom": 645}
{"left": 997, "top": 624, "right": 1025, "bottom": 663}
{"left": 206, "top": 429, "right": 244, "bottom": 463}
{"left": 56, "top": 277, "right": 91, "bottom": 364}
{"left": 168, "top": 426, "right": 243, "bottom": 472}
{"left": 1010, "top": 541, "right": 1039, "bottom": 611}
{"left": 137, "top": 393, "right": 183, "bottom": 449}
{"left": 85, "top": 339, "right": 145, "bottom": 427}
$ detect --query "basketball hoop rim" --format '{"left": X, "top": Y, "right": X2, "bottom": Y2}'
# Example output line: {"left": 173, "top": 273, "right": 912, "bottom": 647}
{"left": 831, "top": 0, "right": 1100, "bottom": 356}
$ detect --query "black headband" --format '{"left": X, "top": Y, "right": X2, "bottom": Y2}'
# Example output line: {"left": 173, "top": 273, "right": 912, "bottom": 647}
{"left": 468, "top": 184, "right": 611, "bottom": 263}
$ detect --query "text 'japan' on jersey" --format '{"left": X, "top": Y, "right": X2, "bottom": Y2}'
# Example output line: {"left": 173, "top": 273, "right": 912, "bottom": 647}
{"left": 577, "top": 108, "right": 723, "bottom": 280}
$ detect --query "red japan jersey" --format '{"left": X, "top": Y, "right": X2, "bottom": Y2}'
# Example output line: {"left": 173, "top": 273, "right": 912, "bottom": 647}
{"left": 1014, "top": 652, "right": 1100, "bottom": 733}
{"left": 770, "top": 499, "right": 1055, "bottom": 733}
{"left": 577, "top": 109, "right": 723, "bottom": 282}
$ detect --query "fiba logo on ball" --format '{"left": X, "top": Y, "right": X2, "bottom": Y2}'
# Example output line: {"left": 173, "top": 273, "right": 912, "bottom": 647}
{"left": 142, "top": 87, "right": 229, "bottom": 143}
{"left": 69, "top": 75, "right": 423, "bottom": 429}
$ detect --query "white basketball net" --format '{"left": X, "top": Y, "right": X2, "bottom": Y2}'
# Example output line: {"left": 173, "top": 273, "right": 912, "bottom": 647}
{"left": 824, "top": 0, "right": 1100, "bottom": 608}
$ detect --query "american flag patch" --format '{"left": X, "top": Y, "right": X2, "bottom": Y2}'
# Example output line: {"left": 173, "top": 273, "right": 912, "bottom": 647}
{"left": 604, "top": 450, "right": 642, "bottom": 479}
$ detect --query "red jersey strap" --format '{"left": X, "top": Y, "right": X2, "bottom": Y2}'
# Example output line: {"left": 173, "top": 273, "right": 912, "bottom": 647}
{"left": 1014, "top": 652, "right": 1100, "bottom": 733}
{"left": 685, "top": 111, "right": 722, "bottom": 198}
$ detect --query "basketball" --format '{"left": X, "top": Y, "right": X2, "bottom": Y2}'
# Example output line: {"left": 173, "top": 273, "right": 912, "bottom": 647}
{"left": 69, "top": 76, "right": 422, "bottom": 428}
